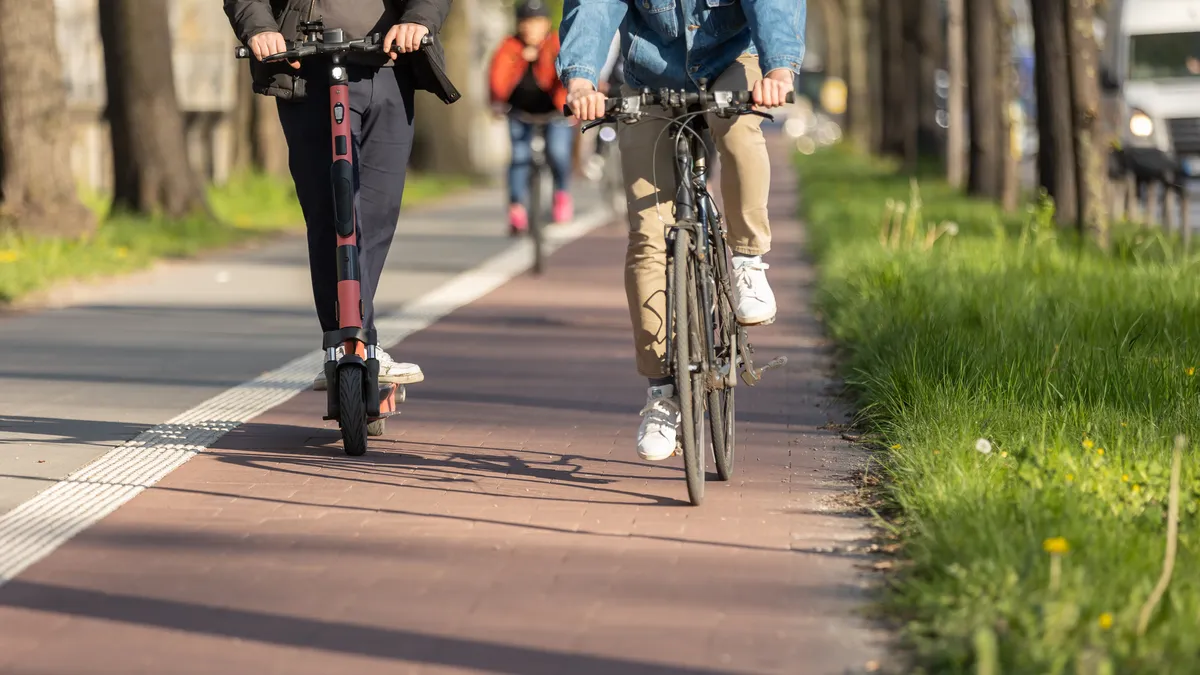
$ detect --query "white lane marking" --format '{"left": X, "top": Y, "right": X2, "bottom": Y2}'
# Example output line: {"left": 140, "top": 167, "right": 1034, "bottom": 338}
{"left": 0, "top": 208, "right": 611, "bottom": 586}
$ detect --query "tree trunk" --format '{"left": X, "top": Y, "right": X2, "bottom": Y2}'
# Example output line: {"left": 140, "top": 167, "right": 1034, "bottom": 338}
{"left": 867, "top": 0, "right": 885, "bottom": 153}
{"left": 231, "top": 70, "right": 289, "bottom": 179}
{"left": 915, "top": 0, "right": 943, "bottom": 155}
{"left": 1031, "top": 0, "right": 1078, "bottom": 224}
{"left": 845, "top": 0, "right": 873, "bottom": 151}
{"left": 947, "top": 0, "right": 967, "bottom": 188}
{"left": 0, "top": 0, "right": 96, "bottom": 236}
{"left": 99, "top": 0, "right": 209, "bottom": 218}
{"left": 997, "top": 0, "right": 1019, "bottom": 211}
{"left": 1066, "top": 0, "right": 1109, "bottom": 245}
{"left": 819, "top": 0, "right": 847, "bottom": 81}
{"left": 879, "top": 0, "right": 910, "bottom": 159}
{"left": 965, "top": 0, "right": 1002, "bottom": 200}
{"left": 411, "top": 0, "right": 483, "bottom": 174}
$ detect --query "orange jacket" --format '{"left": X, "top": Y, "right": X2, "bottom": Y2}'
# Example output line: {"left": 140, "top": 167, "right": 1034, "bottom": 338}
{"left": 489, "top": 34, "right": 567, "bottom": 111}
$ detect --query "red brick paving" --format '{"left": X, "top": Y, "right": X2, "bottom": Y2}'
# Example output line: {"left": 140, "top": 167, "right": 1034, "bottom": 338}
{"left": 0, "top": 144, "right": 885, "bottom": 674}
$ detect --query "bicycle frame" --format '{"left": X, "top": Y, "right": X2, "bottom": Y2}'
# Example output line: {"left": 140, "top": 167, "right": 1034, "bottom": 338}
{"left": 664, "top": 113, "right": 728, "bottom": 386}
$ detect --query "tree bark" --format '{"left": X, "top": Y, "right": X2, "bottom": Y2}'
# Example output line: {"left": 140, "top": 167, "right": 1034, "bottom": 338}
{"left": 99, "top": 0, "right": 209, "bottom": 218}
{"left": 844, "top": 0, "right": 873, "bottom": 151}
{"left": 947, "top": 0, "right": 967, "bottom": 188}
{"left": 915, "top": 0, "right": 943, "bottom": 155}
{"left": 231, "top": 71, "right": 288, "bottom": 178}
{"left": 879, "top": 0, "right": 911, "bottom": 159}
{"left": 0, "top": 0, "right": 96, "bottom": 236}
{"left": 411, "top": 0, "right": 483, "bottom": 175}
{"left": 965, "top": 0, "right": 1002, "bottom": 199}
{"left": 997, "top": 0, "right": 1019, "bottom": 211}
{"left": 867, "top": 0, "right": 885, "bottom": 153}
{"left": 1066, "top": 0, "right": 1109, "bottom": 245}
{"left": 1031, "top": 0, "right": 1078, "bottom": 224}
{"left": 818, "top": 0, "right": 846, "bottom": 81}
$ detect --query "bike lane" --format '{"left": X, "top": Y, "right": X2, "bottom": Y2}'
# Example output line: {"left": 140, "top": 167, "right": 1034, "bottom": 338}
{"left": 0, "top": 143, "right": 887, "bottom": 674}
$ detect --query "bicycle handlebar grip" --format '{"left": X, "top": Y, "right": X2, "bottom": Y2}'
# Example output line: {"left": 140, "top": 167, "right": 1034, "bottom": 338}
{"left": 786, "top": 92, "right": 795, "bottom": 104}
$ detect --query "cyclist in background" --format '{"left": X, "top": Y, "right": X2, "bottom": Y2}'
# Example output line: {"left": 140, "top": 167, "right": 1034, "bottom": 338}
{"left": 489, "top": 0, "right": 576, "bottom": 235}
{"left": 559, "top": 0, "right": 802, "bottom": 461}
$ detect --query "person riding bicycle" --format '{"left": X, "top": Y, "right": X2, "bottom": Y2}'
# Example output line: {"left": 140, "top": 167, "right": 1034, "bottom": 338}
{"left": 489, "top": 0, "right": 576, "bottom": 234}
{"left": 559, "top": 0, "right": 802, "bottom": 461}
{"left": 223, "top": 0, "right": 456, "bottom": 390}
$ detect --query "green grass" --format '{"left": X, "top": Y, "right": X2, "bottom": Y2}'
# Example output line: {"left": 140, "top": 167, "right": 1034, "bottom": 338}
{"left": 0, "top": 172, "right": 467, "bottom": 304}
{"left": 799, "top": 147, "right": 1200, "bottom": 673}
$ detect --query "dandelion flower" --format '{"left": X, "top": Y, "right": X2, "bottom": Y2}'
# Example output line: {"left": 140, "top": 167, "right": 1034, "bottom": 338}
{"left": 1121, "top": 422, "right": 1128, "bottom": 428}
{"left": 0, "top": 250, "right": 18, "bottom": 263}
{"left": 1083, "top": 439, "right": 1095, "bottom": 450}
{"left": 1043, "top": 537, "right": 1070, "bottom": 555}
{"left": 890, "top": 444, "right": 902, "bottom": 450}
{"left": 975, "top": 438, "right": 992, "bottom": 455}
{"left": 1099, "top": 613, "right": 1113, "bottom": 630}
{"left": 1066, "top": 473, "right": 1075, "bottom": 482}
{"left": 1000, "top": 451, "right": 1008, "bottom": 458}
{"left": 1097, "top": 448, "right": 1105, "bottom": 456}
{"left": 933, "top": 450, "right": 941, "bottom": 455}
{"left": 1188, "top": 367, "right": 1196, "bottom": 377}
{"left": 1122, "top": 474, "right": 1130, "bottom": 482}
{"left": 1132, "top": 484, "right": 1142, "bottom": 493}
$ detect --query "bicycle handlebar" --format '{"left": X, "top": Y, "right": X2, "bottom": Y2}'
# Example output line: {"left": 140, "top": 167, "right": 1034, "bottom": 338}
{"left": 234, "top": 33, "right": 433, "bottom": 62}
{"left": 560, "top": 88, "right": 795, "bottom": 119}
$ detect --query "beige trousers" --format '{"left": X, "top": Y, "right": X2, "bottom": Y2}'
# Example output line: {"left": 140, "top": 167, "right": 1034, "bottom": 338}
{"left": 619, "top": 54, "right": 772, "bottom": 378}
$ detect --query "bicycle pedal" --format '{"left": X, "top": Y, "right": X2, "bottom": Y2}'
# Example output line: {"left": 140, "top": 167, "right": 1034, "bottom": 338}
{"left": 741, "top": 355, "right": 788, "bottom": 386}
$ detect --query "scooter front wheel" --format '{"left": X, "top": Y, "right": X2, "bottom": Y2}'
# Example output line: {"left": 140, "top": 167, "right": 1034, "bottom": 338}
{"left": 338, "top": 367, "right": 369, "bottom": 456}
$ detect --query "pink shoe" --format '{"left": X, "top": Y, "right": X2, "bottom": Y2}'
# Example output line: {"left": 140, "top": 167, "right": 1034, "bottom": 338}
{"left": 509, "top": 203, "right": 528, "bottom": 236}
{"left": 552, "top": 191, "right": 573, "bottom": 224}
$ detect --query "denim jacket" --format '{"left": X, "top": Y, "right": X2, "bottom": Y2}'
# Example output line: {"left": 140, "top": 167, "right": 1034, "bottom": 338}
{"left": 557, "top": 0, "right": 805, "bottom": 91}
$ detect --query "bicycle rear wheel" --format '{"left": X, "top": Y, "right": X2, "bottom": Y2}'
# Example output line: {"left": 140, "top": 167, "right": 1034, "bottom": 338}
{"left": 529, "top": 164, "right": 546, "bottom": 275}
{"left": 672, "top": 229, "right": 705, "bottom": 505}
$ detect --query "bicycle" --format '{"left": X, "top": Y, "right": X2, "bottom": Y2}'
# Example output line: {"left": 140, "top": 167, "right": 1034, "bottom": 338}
{"left": 510, "top": 111, "right": 557, "bottom": 276}
{"left": 567, "top": 84, "right": 791, "bottom": 505}
{"left": 235, "top": 21, "right": 433, "bottom": 457}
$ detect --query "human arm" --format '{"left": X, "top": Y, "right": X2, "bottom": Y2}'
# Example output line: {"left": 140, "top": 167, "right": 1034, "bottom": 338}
{"left": 557, "top": 0, "right": 628, "bottom": 120}
{"left": 386, "top": 0, "right": 452, "bottom": 53}
{"left": 222, "top": 0, "right": 298, "bottom": 69}
{"left": 742, "top": 0, "right": 805, "bottom": 106}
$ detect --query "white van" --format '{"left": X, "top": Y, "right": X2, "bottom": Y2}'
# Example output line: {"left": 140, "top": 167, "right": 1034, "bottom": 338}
{"left": 1103, "top": 0, "right": 1200, "bottom": 178}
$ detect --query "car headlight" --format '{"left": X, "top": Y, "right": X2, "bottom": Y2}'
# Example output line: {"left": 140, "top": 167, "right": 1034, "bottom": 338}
{"left": 1130, "top": 111, "right": 1154, "bottom": 138}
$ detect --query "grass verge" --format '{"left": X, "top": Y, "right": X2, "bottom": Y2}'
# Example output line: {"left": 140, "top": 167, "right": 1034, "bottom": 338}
{"left": 0, "top": 172, "right": 468, "bottom": 304}
{"left": 799, "top": 147, "right": 1200, "bottom": 673}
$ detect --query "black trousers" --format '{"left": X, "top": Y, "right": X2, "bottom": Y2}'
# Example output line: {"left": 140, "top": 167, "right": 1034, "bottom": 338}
{"left": 277, "top": 65, "right": 416, "bottom": 335}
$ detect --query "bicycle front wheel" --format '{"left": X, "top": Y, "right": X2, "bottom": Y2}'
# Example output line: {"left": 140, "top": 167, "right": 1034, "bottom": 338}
{"left": 672, "top": 229, "right": 705, "bottom": 505}
{"left": 709, "top": 245, "right": 738, "bottom": 481}
{"left": 529, "top": 165, "right": 546, "bottom": 275}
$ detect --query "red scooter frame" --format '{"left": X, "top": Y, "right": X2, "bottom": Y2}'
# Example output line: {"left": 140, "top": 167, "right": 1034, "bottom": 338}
{"left": 236, "top": 21, "right": 426, "bottom": 456}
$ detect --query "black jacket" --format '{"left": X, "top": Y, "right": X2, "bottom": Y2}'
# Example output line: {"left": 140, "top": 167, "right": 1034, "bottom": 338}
{"left": 223, "top": 0, "right": 459, "bottom": 103}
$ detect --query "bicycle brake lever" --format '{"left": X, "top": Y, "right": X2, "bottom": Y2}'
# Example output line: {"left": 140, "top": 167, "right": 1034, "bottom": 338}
{"left": 581, "top": 119, "right": 609, "bottom": 133}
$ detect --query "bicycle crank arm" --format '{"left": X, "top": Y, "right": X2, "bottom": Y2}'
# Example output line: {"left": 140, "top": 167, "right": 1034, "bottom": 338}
{"left": 741, "top": 356, "right": 788, "bottom": 386}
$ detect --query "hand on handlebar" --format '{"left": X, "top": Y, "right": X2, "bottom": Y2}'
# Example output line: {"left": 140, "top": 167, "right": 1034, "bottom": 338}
{"left": 249, "top": 31, "right": 299, "bottom": 69}
{"left": 384, "top": 23, "right": 429, "bottom": 54}
{"left": 752, "top": 69, "right": 796, "bottom": 108}
{"left": 566, "top": 79, "right": 609, "bottom": 122}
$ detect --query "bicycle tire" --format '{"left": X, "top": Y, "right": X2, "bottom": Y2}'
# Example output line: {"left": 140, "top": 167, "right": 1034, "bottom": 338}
{"left": 709, "top": 241, "right": 737, "bottom": 481}
{"left": 529, "top": 164, "right": 546, "bottom": 275}
{"left": 338, "top": 367, "right": 368, "bottom": 457}
{"left": 673, "top": 229, "right": 705, "bottom": 505}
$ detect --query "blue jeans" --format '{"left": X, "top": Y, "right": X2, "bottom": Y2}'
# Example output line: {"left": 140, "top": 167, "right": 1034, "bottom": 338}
{"left": 508, "top": 117, "right": 575, "bottom": 206}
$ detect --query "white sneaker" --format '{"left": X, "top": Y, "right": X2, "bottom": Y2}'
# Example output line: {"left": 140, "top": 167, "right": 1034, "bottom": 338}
{"left": 313, "top": 347, "right": 424, "bottom": 391}
{"left": 636, "top": 384, "right": 681, "bottom": 461}
{"left": 732, "top": 256, "right": 777, "bottom": 326}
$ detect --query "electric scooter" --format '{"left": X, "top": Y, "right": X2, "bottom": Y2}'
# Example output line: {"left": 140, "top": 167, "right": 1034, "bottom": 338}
{"left": 235, "top": 21, "right": 430, "bottom": 456}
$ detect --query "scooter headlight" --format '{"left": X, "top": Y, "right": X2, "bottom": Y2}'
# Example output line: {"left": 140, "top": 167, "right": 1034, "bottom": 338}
{"left": 599, "top": 126, "right": 617, "bottom": 143}
{"left": 1130, "top": 111, "right": 1154, "bottom": 138}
